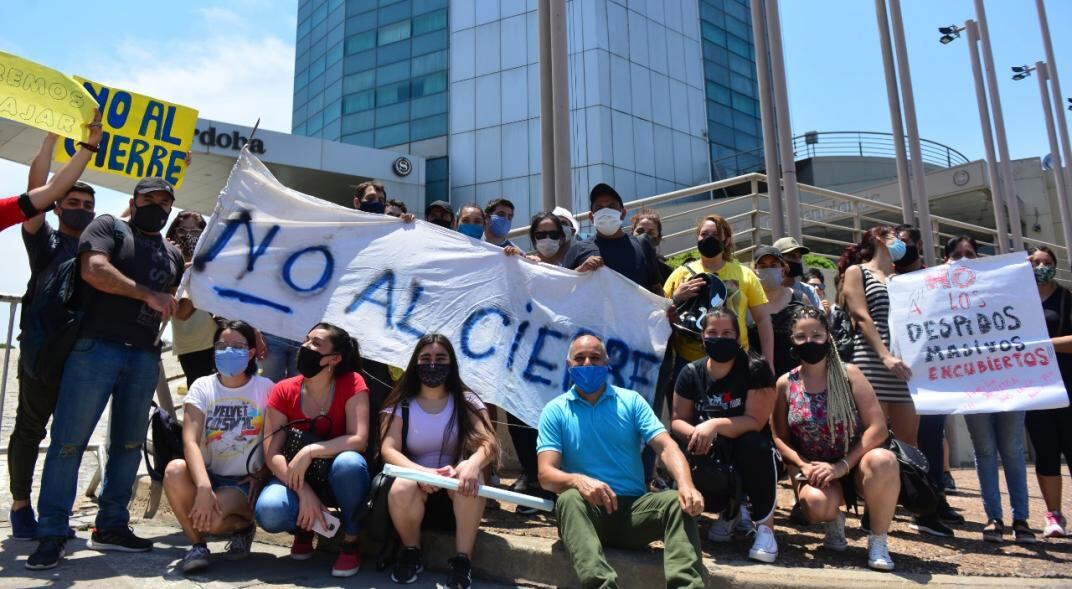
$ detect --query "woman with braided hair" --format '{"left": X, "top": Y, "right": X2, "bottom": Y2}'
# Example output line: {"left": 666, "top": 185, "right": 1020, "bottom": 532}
{"left": 772, "top": 306, "right": 901, "bottom": 572}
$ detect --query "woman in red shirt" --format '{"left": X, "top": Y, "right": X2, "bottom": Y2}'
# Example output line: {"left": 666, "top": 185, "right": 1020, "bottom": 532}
{"left": 254, "top": 322, "right": 370, "bottom": 578}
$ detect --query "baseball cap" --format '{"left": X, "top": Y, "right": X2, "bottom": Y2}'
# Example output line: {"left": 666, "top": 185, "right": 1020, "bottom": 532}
{"left": 589, "top": 183, "right": 623, "bottom": 207}
{"left": 425, "top": 200, "right": 453, "bottom": 216}
{"left": 773, "top": 236, "right": 809, "bottom": 255}
{"left": 134, "top": 177, "right": 175, "bottom": 198}
{"left": 753, "top": 245, "right": 785, "bottom": 264}
{"left": 551, "top": 206, "right": 580, "bottom": 234}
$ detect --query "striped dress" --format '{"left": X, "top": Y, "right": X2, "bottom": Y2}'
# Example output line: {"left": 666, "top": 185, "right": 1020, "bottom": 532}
{"left": 851, "top": 266, "right": 911, "bottom": 403}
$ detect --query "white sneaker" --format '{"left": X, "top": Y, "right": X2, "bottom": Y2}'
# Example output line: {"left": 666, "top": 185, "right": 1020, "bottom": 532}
{"left": 707, "top": 513, "right": 737, "bottom": 542}
{"left": 747, "top": 524, "right": 778, "bottom": 563}
{"left": 867, "top": 534, "right": 895, "bottom": 571}
{"left": 823, "top": 511, "right": 848, "bottom": 552}
{"left": 735, "top": 504, "right": 754, "bottom": 534}
{"left": 1043, "top": 511, "right": 1067, "bottom": 539}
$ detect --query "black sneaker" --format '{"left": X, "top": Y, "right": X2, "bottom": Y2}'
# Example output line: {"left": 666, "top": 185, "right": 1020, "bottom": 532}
{"left": 86, "top": 526, "right": 153, "bottom": 552}
{"left": 26, "top": 537, "right": 66, "bottom": 570}
{"left": 937, "top": 498, "right": 965, "bottom": 525}
{"left": 1013, "top": 519, "right": 1038, "bottom": 544}
{"left": 910, "top": 514, "right": 954, "bottom": 537}
{"left": 943, "top": 471, "right": 957, "bottom": 494}
{"left": 444, "top": 553, "right": 473, "bottom": 589}
{"left": 390, "top": 546, "right": 423, "bottom": 584}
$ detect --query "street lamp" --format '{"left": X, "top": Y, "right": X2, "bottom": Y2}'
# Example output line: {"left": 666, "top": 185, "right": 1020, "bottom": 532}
{"left": 1012, "top": 65, "right": 1035, "bottom": 81}
{"left": 938, "top": 24, "right": 964, "bottom": 44}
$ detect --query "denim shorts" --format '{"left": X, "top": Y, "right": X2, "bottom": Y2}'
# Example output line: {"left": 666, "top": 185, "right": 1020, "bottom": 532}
{"left": 209, "top": 472, "right": 251, "bottom": 495}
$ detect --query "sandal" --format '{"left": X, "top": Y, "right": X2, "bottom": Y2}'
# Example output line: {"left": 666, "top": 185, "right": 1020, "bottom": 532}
{"left": 982, "top": 519, "right": 1005, "bottom": 543}
{"left": 1012, "top": 519, "right": 1037, "bottom": 544}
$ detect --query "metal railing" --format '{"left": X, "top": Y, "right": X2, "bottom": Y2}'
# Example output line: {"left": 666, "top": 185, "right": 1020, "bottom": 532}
{"left": 792, "top": 131, "right": 971, "bottom": 169}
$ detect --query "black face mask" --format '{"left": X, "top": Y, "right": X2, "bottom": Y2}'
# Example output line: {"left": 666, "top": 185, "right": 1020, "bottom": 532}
{"left": 791, "top": 340, "right": 829, "bottom": 365}
{"left": 429, "top": 218, "right": 453, "bottom": 229}
{"left": 359, "top": 200, "right": 385, "bottom": 214}
{"left": 703, "top": 337, "right": 739, "bottom": 363}
{"left": 417, "top": 363, "right": 450, "bottom": 387}
{"left": 786, "top": 260, "right": 804, "bottom": 278}
{"left": 131, "top": 203, "right": 169, "bottom": 233}
{"left": 894, "top": 244, "right": 920, "bottom": 270}
{"left": 297, "top": 346, "right": 332, "bottom": 379}
{"left": 697, "top": 236, "right": 724, "bottom": 258}
{"left": 59, "top": 208, "right": 94, "bottom": 231}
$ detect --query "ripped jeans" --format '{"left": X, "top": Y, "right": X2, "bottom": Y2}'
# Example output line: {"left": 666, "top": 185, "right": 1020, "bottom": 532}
{"left": 37, "top": 338, "right": 160, "bottom": 539}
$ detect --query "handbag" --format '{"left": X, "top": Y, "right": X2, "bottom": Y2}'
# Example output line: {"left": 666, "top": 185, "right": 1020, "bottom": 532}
{"left": 885, "top": 432, "right": 939, "bottom": 516}
{"left": 282, "top": 414, "right": 335, "bottom": 493}
{"left": 142, "top": 402, "right": 184, "bottom": 482}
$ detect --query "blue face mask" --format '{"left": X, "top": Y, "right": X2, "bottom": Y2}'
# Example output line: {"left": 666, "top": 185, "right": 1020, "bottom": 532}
{"left": 488, "top": 214, "right": 512, "bottom": 238}
{"left": 569, "top": 365, "right": 609, "bottom": 394}
{"left": 457, "top": 223, "right": 484, "bottom": 239}
{"left": 215, "top": 347, "right": 250, "bottom": 377}
{"left": 887, "top": 238, "right": 907, "bottom": 262}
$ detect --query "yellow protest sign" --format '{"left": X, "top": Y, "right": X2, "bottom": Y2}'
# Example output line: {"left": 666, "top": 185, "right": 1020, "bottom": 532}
{"left": 0, "top": 51, "right": 96, "bottom": 141}
{"left": 55, "top": 78, "right": 198, "bottom": 188}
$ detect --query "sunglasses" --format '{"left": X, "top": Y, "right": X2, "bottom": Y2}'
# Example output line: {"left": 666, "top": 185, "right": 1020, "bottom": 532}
{"left": 533, "top": 231, "right": 563, "bottom": 240}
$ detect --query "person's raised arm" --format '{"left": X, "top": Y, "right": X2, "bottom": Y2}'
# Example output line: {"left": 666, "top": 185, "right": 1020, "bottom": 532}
{"left": 23, "top": 133, "right": 60, "bottom": 235}
{"left": 26, "top": 111, "right": 102, "bottom": 214}
{"left": 80, "top": 251, "right": 178, "bottom": 320}
{"left": 648, "top": 432, "right": 704, "bottom": 516}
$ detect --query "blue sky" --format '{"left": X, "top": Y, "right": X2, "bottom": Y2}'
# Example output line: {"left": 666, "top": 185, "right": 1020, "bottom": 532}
{"left": 0, "top": 0, "right": 1070, "bottom": 342}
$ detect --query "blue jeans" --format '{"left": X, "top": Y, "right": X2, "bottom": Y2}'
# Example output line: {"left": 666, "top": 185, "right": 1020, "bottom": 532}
{"left": 260, "top": 333, "right": 301, "bottom": 382}
{"left": 37, "top": 338, "right": 160, "bottom": 538}
{"left": 255, "top": 451, "right": 370, "bottom": 535}
{"left": 964, "top": 411, "right": 1029, "bottom": 522}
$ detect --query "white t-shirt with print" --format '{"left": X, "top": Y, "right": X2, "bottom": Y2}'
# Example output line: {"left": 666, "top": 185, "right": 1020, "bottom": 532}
{"left": 184, "top": 374, "right": 274, "bottom": 477}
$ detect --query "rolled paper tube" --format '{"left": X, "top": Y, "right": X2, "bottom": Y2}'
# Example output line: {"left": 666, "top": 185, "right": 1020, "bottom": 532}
{"left": 382, "top": 464, "right": 555, "bottom": 512}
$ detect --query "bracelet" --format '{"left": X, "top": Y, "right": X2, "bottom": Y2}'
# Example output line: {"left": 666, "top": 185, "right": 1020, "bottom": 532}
{"left": 77, "top": 141, "right": 99, "bottom": 153}
{"left": 839, "top": 459, "right": 850, "bottom": 474}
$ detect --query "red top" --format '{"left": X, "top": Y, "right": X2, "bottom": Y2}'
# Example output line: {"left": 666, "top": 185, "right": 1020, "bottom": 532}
{"left": 0, "top": 196, "right": 28, "bottom": 232}
{"left": 267, "top": 372, "right": 368, "bottom": 439}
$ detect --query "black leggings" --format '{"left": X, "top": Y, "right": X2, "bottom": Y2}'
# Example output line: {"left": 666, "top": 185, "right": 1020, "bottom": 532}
{"left": 690, "top": 430, "right": 779, "bottom": 521}
{"left": 507, "top": 411, "right": 539, "bottom": 481}
{"left": 1026, "top": 405, "right": 1072, "bottom": 477}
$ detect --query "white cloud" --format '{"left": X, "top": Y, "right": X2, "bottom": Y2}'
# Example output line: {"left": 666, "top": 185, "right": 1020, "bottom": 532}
{"left": 198, "top": 7, "right": 245, "bottom": 28}
{"left": 80, "top": 33, "right": 295, "bottom": 133}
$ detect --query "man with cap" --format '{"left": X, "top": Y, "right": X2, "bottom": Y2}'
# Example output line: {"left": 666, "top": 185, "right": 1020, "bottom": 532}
{"left": 425, "top": 199, "right": 455, "bottom": 228}
{"left": 771, "top": 236, "right": 822, "bottom": 309}
{"left": 562, "top": 183, "right": 661, "bottom": 294}
{"left": 28, "top": 176, "right": 186, "bottom": 570}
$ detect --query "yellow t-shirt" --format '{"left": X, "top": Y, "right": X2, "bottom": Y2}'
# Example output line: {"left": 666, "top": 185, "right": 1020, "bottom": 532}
{"left": 663, "top": 259, "right": 768, "bottom": 361}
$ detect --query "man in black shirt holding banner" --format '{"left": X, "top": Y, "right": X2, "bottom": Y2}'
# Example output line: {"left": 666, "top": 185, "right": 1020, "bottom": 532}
{"left": 28, "top": 177, "right": 186, "bottom": 571}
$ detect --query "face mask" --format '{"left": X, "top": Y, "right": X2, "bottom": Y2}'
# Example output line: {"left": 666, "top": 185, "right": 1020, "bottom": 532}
{"left": 756, "top": 267, "right": 784, "bottom": 290}
{"left": 458, "top": 223, "right": 484, "bottom": 239}
{"left": 592, "top": 208, "right": 622, "bottom": 236}
{"left": 359, "top": 200, "right": 385, "bottom": 214}
{"left": 791, "top": 340, "right": 829, "bottom": 365}
{"left": 297, "top": 346, "right": 330, "bottom": 379}
{"left": 561, "top": 225, "right": 574, "bottom": 241}
{"left": 703, "top": 337, "right": 739, "bottom": 363}
{"left": 1035, "top": 264, "right": 1056, "bottom": 284}
{"left": 417, "top": 363, "right": 451, "bottom": 387}
{"left": 59, "top": 208, "right": 94, "bottom": 231}
{"left": 535, "top": 238, "right": 561, "bottom": 258}
{"left": 488, "top": 214, "right": 512, "bottom": 238}
{"left": 786, "top": 260, "right": 804, "bottom": 278}
{"left": 131, "top": 202, "right": 169, "bottom": 233}
{"left": 635, "top": 230, "right": 661, "bottom": 247}
{"left": 429, "top": 218, "right": 453, "bottom": 229}
{"left": 214, "top": 347, "right": 250, "bottom": 377}
{"left": 894, "top": 244, "right": 920, "bottom": 270}
{"left": 569, "top": 364, "right": 609, "bottom": 394}
{"left": 887, "top": 238, "right": 907, "bottom": 262}
{"left": 697, "top": 235, "right": 724, "bottom": 259}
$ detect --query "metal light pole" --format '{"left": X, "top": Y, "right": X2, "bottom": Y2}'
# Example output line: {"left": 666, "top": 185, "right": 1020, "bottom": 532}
{"left": 875, "top": 0, "right": 914, "bottom": 226}
{"left": 764, "top": 0, "right": 801, "bottom": 241}
{"left": 888, "top": 0, "right": 936, "bottom": 266}
{"left": 538, "top": 0, "right": 555, "bottom": 212}
{"left": 1036, "top": 62, "right": 1072, "bottom": 265}
{"left": 964, "top": 20, "right": 1009, "bottom": 253}
{"left": 750, "top": 0, "right": 785, "bottom": 239}
{"left": 1036, "top": 0, "right": 1072, "bottom": 206}
{"left": 974, "top": 0, "right": 1023, "bottom": 250}
{"left": 549, "top": 0, "right": 572, "bottom": 210}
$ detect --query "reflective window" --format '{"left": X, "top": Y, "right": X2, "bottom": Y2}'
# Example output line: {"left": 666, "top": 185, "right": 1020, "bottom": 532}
{"left": 378, "top": 20, "right": 411, "bottom": 46}
{"left": 413, "top": 8, "right": 446, "bottom": 35}
{"left": 345, "top": 31, "right": 376, "bottom": 54}
{"left": 343, "top": 91, "right": 375, "bottom": 113}
{"left": 375, "top": 122, "right": 409, "bottom": 147}
{"left": 376, "top": 80, "right": 410, "bottom": 106}
{"left": 410, "top": 114, "right": 447, "bottom": 141}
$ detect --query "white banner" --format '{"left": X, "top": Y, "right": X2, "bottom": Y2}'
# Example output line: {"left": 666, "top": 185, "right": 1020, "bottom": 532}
{"left": 888, "top": 253, "right": 1068, "bottom": 414}
{"left": 183, "top": 151, "right": 671, "bottom": 426}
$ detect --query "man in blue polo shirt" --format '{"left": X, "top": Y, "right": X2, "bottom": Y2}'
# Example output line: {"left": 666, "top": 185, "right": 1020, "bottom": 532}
{"left": 537, "top": 334, "right": 705, "bottom": 589}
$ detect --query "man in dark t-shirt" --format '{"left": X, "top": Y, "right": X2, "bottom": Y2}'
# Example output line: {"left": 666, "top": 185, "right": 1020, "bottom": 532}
{"left": 30, "top": 176, "right": 186, "bottom": 571}
{"left": 561, "top": 183, "right": 662, "bottom": 295}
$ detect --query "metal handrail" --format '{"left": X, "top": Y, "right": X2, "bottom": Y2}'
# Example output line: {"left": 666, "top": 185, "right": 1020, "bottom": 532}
{"left": 792, "top": 131, "right": 971, "bottom": 168}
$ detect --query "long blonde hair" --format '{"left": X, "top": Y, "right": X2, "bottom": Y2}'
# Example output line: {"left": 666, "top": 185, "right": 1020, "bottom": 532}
{"left": 792, "top": 306, "right": 859, "bottom": 454}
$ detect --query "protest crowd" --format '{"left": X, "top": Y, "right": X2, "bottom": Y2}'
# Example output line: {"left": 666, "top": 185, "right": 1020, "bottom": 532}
{"left": 5, "top": 122, "right": 1072, "bottom": 589}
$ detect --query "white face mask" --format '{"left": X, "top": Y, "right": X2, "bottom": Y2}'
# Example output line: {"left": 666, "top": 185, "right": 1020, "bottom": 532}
{"left": 593, "top": 208, "right": 622, "bottom": 236}
{"left": 535, "top": 238, "right": 561, "bottom": 258}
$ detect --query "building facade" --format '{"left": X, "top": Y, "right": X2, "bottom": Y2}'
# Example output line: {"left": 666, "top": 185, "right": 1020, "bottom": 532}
{"left": 292, "top": 0, "right": 759, "bottom": 221}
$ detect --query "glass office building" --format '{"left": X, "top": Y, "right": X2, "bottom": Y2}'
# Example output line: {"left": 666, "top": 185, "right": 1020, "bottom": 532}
{"left": 293, "top": 0, "right": 759, "bottom": 216}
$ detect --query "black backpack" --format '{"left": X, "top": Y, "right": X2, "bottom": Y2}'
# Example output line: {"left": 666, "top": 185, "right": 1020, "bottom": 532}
{"left": 143, "top": 402, "right": 185, "bottom": 482}
{"left": 886, "top": 433, "right": 940, "bottom": 516}
{"left": 20, "top": 217, "right": 130, "bottom": 387}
